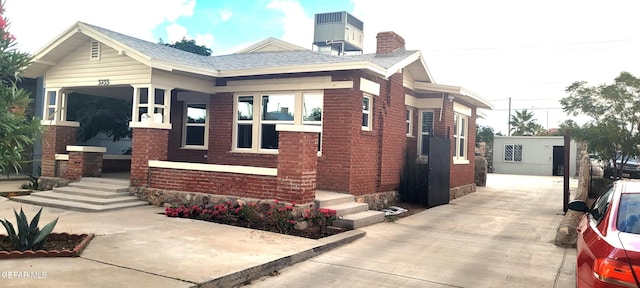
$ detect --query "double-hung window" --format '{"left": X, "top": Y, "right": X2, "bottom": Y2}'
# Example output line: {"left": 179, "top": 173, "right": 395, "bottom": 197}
{"left": 362, "top": 94, "right": 372, "bottom": 130}
{"left": 234, "top": 91, "right": 323, "bottom": 152}
{"left": 453, "top": 113, "right": 468, "bottom": 161}
{"left": 406, "top": 108, "right": 413, "bottom": 137}
{"left": 183, "top": 103, "right": 208, "bottom": 149}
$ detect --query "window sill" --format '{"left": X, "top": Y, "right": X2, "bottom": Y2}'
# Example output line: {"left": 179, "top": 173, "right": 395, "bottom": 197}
{"left": 181, "top": 146, "right": 208, "bottom": 151}
{"left": 453, "top": 159, "right": 470, "bottom": 165}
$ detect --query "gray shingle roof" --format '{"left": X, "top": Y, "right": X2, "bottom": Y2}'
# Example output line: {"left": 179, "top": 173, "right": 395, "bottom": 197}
{"left": 84, "top": 22, "right": 417, "bottom": 75}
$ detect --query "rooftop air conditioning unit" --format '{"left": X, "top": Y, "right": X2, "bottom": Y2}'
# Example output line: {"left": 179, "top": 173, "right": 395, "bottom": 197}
{"left": 313, "top": 11, "right": 363, "bottom": 55}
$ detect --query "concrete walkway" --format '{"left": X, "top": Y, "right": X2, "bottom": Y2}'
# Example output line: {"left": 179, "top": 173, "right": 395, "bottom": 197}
{"left": 247, "top": 174, "right": 577, "bottom": 287}
{"left": 0, "top": 174, "right": 577, "bottom": 287}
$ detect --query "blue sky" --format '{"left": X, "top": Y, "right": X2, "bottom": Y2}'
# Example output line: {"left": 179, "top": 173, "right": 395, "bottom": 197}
{"left": 6, "top": 0, "right": 640, "bottom": 134}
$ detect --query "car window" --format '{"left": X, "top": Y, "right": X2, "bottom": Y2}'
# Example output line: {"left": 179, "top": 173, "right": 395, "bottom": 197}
{"left": 617, "top": 194, "right": 640, "bottom": 234}
{"left": 590, "top": 185, "right": 614, "bottom": 225}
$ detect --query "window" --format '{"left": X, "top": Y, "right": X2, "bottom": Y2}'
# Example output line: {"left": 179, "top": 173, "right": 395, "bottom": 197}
{"left": 362, "top": 94, "right": 372, "bottom": 130}
{"left": 503, "top": 144, "right": 523, "bottom": 162}
{"left": 453, "top": 113, "right": 468, "bottom": 161}
{"left": 406, "top": 108, "right": 413, "bottom": 136}
{"left": 234, "top": 92, "right": 323, "bottom": 152}
{"left": 418, "top": 110, "right": 434, "bottom": 156}
{"left": 590, "top": 185, "right": 614, "bottom": 226}
{"left": 182, "top": 103, "right": 207, "bottom": 148}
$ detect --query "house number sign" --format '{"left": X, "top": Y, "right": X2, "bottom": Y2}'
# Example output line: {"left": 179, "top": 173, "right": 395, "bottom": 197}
{"left": 98, "top": 79, "right": 110, "bottom": 86}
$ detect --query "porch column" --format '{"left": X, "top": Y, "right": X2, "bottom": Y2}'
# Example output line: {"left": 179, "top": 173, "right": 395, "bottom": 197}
{"left": 276, "top": 125, "right": 320, "bottom": 203}
{"left": 129, "top": 85, "right": 173, "bottom": 187}
{"left": 40, "top": 88, "right": 79, "bottom": 177}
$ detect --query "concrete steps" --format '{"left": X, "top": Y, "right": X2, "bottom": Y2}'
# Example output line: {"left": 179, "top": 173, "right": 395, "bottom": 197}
{"left": 11, "top": 177, "right": 148, "bottom": 212}
{"left": 315, "top": 190, "right": 385, "bottom": 229}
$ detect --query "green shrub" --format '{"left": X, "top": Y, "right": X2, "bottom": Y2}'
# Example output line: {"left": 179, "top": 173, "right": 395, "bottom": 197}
{"left": 0, "top": 207, "right": 58, "bottom": 251}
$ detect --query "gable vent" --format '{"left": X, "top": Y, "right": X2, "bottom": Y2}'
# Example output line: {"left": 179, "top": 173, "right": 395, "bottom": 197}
{"left": 90, "top": 41, "right": 101, "bottom": 61}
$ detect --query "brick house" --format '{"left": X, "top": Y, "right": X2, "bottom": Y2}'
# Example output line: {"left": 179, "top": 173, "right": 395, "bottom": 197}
{"left": 22, "top": 22, "right": 492, "bottom": 213}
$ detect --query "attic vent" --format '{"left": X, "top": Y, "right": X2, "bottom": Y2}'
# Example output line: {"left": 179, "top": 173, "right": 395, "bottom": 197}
{"left": 90, "top": 41, "right": 101, "bottom": 61}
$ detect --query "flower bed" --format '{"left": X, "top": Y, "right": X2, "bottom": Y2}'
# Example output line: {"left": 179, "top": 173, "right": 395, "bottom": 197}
{"left": 0, "top": 233, "right": 94, "bottom": 259}
{"left": 164, "top": 199, "right": 340, "bottom": 239}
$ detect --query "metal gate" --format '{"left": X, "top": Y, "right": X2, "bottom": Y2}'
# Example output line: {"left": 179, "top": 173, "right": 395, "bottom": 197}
{"left": 425, "top": 135, "right": 451, "bottom": 208}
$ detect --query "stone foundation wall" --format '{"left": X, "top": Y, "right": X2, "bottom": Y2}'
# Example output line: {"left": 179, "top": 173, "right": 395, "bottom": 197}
{"left": 354, "top": 190, "right": 399, "bottom": 210}
{"left": 449, "top": 183, "right": 477, "bottom": 201}
{"left": 130, "top": 186, "right": 315, "bottom": 219}
{"left": 38, "top": 177, "right": 72, "bottom": 191}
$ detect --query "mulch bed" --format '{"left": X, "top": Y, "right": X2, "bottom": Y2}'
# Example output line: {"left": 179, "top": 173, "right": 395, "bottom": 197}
{"left": 384, "top": 202, "right": 427, "bottom": 221}
{"left": 0, "top": 233, "right": 94, "bottom": 259}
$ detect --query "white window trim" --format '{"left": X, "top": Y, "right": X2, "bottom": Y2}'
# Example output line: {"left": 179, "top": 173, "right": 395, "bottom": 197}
{"left": 362, "top": 94, "right": 372, "bottom": 131}
{"left": 233, "top": 91, "right": 323, "bottom": 153}
{"left": 129, "top": 85, "right": 173, "bottom": 129}
{"left": 503, "top": 144, "right": 523, "bottom": 162}
{"left": 406, "top": 107, "right": 413, "bottom": 137}
{"left": 182, "top": 102, "right": 209, "bottom": 150}
{"left": 453, "top": 113, "right": 469, "bottom": 164}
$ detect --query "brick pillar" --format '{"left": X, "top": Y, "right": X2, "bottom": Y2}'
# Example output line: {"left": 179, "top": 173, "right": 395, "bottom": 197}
{"left": 276, "top": 125, "right": 320, "bottom": 203}
{"left": 65, "top": 146, "right": 105, "bottom": 181}
{"left": 131, "top": 128, "right": 169, "bottom": 187}
{"left": 41, "top": 125, "right": 77, "bottom": 177}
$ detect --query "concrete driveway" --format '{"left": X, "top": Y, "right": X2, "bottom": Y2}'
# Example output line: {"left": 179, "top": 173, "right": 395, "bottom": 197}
{"left": 247, "top": 174, "right": 577, "bottom": 288}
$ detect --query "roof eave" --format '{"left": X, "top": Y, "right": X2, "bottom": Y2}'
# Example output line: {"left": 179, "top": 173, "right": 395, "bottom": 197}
{"left": 217, "top": 61, "right": 386, "bottom": 78}
{"left": 415, "top": 82, "right": 493, "bottom": 109}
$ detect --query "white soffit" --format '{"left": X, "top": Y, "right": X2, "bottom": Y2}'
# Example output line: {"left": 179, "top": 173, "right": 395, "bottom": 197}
{"left": 360, "top": 78, "right": 380, "bottom": 96}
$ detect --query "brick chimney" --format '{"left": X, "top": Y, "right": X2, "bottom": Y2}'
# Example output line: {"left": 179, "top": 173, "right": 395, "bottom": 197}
{"left": 376, "top": 31, "right": 405, "bottom": 54}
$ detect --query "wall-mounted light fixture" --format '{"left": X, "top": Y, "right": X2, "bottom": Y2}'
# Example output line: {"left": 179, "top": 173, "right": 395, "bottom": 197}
{"left": 448, "top": 95, "right": 456, "bottom": 102}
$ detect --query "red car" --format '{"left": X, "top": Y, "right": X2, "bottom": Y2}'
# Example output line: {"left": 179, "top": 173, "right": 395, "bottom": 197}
{"left": 570, "top": 179, "right": 640, "bottom": 287}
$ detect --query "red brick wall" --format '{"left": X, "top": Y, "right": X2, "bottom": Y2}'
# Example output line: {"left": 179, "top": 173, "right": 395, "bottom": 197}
{"left": 168, "top": 98, "right": 208, "bottom": 163}
{"left": 149, "top": 168, "right": 278, "bottom": 198}
{"left": 208, "top": 93, "right": 278, "bottom": 168}
{"left": 41, "top": 125, "right": 76, "bottom": 177}
{"left": 131, "top": 128, "right": 169, "bottom": 187}
{"left": 66, "top": 151, "right": 103, "bottom": 180}
{"left": 377, "top": 73, "right": 407, "bottom": 192}
{"left": 276, "top": 131, "right": 318, "bottom": 203}
{"left": 316, "top": 87, "right": 354, "bottom": 192}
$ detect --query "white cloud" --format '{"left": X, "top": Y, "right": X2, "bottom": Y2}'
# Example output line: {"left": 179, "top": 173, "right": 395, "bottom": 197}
{"left": 166, "top": 23, "right": 189, "bottom": 43}
{"left": 5, "top": 0, "right": 196, "bottom": 54}
{"left": 218, "top": 9, "right": 233, "bottom": 22}
{"left": 195, "top": 33, "right": 214, "bottom": 49}
{"left": 266, "top": 0, "right": 313, "bottom": 48}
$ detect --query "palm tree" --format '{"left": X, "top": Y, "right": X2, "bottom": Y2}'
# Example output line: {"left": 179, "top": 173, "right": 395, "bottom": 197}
{"left": 509, "top": 109, "right": 543, "bottom": 136}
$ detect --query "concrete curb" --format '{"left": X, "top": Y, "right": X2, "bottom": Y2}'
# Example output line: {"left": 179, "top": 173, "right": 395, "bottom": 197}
{"left": 197, "top": 229, "right": 366, "bottom": 288}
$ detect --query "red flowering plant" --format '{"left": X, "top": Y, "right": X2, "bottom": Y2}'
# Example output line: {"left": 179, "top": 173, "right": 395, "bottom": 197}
{"left": 267, "top": 200, "right": 296, "bottom": 234}
{"left": 304, "top": 208, "right": 337, "bottom": 234}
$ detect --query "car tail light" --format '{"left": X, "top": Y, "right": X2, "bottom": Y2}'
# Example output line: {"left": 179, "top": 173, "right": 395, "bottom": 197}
{"left": 594, "top": 257, "right": 639, "bottom": 287}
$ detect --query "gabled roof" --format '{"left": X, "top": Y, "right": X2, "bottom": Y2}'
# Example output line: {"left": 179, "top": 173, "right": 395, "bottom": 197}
{"left": 235, "top": 37, "right": 307, "bottom": 53}
{"left": 23, "top": 21, "right": 434, "bottom": 83}
{"left": 414, "top": 82, "right": 493, "bottom": 109}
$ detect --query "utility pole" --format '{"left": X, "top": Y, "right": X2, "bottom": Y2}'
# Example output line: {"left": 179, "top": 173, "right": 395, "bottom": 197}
{"left": 507, "top": 97, "right": 511, "bottom": 136}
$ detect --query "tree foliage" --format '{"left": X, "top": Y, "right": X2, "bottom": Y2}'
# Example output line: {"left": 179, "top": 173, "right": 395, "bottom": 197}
{"left": 66, "top": 93, "right": 132, "bottom": 142}
{"left": 509, "top": 109, "right": 544, "bottom": 136}
{"left": 560, "top": 71, "right": 640, "bottom": 176}
{"left": 161, "top": 37, "right": 211, "bottom": 56}
{"left": 476, "top": 124, "right": 494, "bottom": 145}
{"left": 0, "top": 2, "right": 42, "bottom": 175}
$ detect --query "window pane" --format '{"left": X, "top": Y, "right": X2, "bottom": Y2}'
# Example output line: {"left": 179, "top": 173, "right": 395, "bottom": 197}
{"left": 237, "top": 124, "right": 252, "bottom": 148}
{"left": 237, "top": 96, "right": 253, "bottom": 120}
{"left": 48, "top": 91, "right": 56, "bottom": 105}
{"left": 459, "top": 138, "right": 465, "bottom": 157}
{"left": 154, "top": 89, "right": 164, "bottom": 105}
{"left": 421, "top": 112, "right": 433, "bottom": 134}
{"left": 139, "top": 88, "right": 148, "bottom": 104}
{"left": 362, "top": 114, "right": 369, "bottom": 127}
{"left": 504, "top": 145, "right": 513, "bottom": 161}
{"left": 187, "top": 104, "right": 206, "bottom": 124}
{"left": 514, "top": 145, "right": 523, "bottom": 162}
{"left": 262, "top": 95, "right": 294, "bottom": 121}
{"left": 47, "top": 108, "right": 55, "bottom": 120}
{"left": 406, "top": 109, "right": 410, "bottom": 120}
{"left": 138, "top": 107, "right": 148, "bottom": 121}
{"left": 185, "top": 126, "right": 205, "bottom": 146}
{"left": 407, "top": 122, "right": 410, "bottom": 134}
{"left": 460, "top": 117, "right": 466, "bottom": 137}
{"left": 261, "top": 124, "right": 279, "bottom": 149}
{"left": 363, "top": 97, "right": 370, "bottom": 111}
{"left": 454, "top": 114, "right": 458, "bottom": 135}
{"left": 303, "top": 94, "right": 323, "bottom": 121}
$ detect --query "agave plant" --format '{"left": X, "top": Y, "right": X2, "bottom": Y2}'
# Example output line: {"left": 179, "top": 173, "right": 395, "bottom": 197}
{"left": 0, "top": 207, "right": 58, "bottom": 251}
